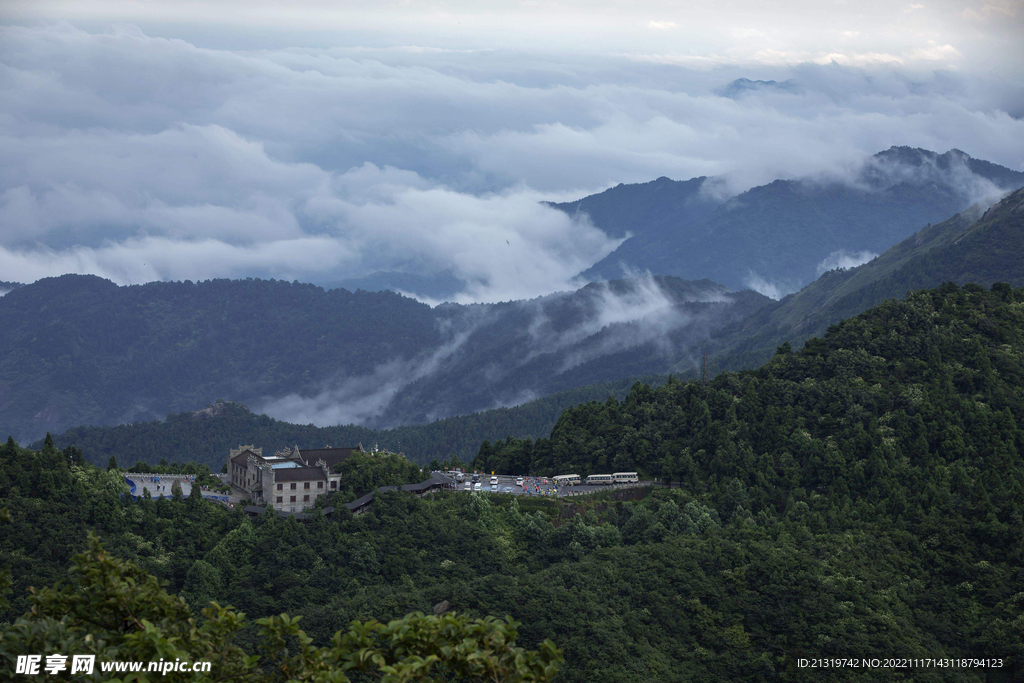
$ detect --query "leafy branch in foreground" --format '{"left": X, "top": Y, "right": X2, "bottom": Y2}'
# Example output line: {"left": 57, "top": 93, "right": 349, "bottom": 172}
{"left": 0, "top": 534, "right": 562, "bottom": 682}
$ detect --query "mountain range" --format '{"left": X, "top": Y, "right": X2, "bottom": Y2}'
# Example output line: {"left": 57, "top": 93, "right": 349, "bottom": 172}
{"left": 695, "top": 182, "right": 1024, "bottom": 374}
{"left": 4, "top": 146, "right": 1023, "bottom": 451}
{"left": 555, "top": 146, "right": 1024, "bottom": 296}
{"left": 0, "top": 273, "right": 767, "bottom": 443}
{"left": 37, "top": 184, "right": 1024, "bottom": 470}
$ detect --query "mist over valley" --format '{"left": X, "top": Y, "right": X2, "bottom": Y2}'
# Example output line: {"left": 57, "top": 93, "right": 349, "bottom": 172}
{"left": 2, "top": 5, "right": 1024, "bottom": 680}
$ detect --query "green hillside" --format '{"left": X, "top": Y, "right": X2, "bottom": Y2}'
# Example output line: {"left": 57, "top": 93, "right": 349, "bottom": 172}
{"left": 688, "top": 184, "right": 1024, "bottom": 376}
{"left": 4, "top": 281, "right": 1024, "bottom": 681}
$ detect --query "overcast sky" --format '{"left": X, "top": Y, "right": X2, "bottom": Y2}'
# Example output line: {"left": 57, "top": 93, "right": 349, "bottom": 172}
{"left": 1, "top": 0, "right": 1022, "bottom": 302}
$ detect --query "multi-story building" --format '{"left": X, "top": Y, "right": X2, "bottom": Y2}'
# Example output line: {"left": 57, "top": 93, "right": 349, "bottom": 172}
{"left": 227, "top": 444, "right": 361, "bottom": 512}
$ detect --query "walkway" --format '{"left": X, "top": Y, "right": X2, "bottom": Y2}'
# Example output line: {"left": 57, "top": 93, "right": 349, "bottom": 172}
{"left": 124, "top": 473, "right": 241, "bottom": 504}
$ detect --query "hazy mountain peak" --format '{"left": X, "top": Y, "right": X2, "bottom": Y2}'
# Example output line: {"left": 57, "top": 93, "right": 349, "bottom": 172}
{"left": 719, "top": 78, "right": 801, "bottom": 98}
{"left": 565, "top": 147, "right": 1024, "bottom": 296}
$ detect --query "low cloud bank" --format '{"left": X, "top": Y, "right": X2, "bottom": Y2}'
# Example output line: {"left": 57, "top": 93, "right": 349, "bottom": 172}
{"left": 1, "top": 24, "right": 1022, "bottom": 303}
{"left": 255, "top": 325, "right": 476, "bottom": 427}
{"left": 257, "top": 273, "right": 742, "bottom": 427}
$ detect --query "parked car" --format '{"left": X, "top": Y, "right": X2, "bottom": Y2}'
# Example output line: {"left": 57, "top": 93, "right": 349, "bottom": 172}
{"left": 463, "top": 482, "right": 471, "bottom": 490}
{"left": 490, "top": 476, "right": 498, "bottom": 485}
{"left": 491, "top": 484, "right": 499, "bottom": 492}
{"left": 516, "top": 477, "right": 524, "bottom": 486}
{"left": 473, "top": 482, "right": 482, "bottom": 491}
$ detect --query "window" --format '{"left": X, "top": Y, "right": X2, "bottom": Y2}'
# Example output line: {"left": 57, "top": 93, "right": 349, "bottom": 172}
{"left": 303, "top": 494, "right": 309, "bottom": 502}
{"left": 330, "top": 481, "right": 337, "bottom": 489}
{"left": 277, "top": 483, "right": 282, "bottom": 490}
{"left": 317, "top": 481, "right": 323, "bottom": 489}
{"left": 290, "top": 483, "right": 296, "bottom": 490}
{"left": 290, "top": 495, "right": 296, "bottom": 502}
{"left": 276, "top": 496, "right": 282, "bottom": 503}
{"left": 304, "top": 482, "right": 310, "bottom": 489}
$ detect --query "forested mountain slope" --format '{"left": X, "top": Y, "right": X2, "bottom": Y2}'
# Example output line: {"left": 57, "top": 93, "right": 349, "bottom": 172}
{"left": 696, "top": 182, "right": 1024, "bottom": 373}
{"left": 45, "top": 374, "right": 669, "bottom": 470}
{"left": 37, "top": 187, "right": 1024, "bottom": 470}
{"left": 3, "top": 281, "right": 1024, "bottom": 681}
{"left": 0, "top": 274, "right": 761, "bottom": 443}
{"left": 556, "top": 147, "right": 1024, "bottom": 294}
{"left": 0, "top": 276, "right": 439, "bottom": 442}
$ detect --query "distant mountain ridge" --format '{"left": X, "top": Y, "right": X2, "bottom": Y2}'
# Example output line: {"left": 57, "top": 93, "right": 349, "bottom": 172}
{"left": 555, "top": 147, "right": 1024, "bottom": 296}
{"left": 0, "top": 273, "right": 768, "bottom": 443}
{"left": 689, "top": 183, "right": 1024, "bottom": 374}
{"left": 43, "top": 372, "right": 671, "bottom": 469}
{"left": 29, "top": 188, "right": 1024, "bottom": 470}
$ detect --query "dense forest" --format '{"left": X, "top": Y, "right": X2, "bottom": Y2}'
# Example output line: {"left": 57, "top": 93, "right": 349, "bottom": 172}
{"left": 3, "top": 281, "right": 1023, "bottom": 680}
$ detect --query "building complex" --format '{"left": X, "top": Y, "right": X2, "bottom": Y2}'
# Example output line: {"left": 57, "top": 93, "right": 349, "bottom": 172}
{"left": 228, "top": 444, "right": 362, "bottom": 511}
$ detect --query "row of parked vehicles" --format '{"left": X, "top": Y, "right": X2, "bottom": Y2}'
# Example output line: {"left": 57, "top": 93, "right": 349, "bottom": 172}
{"left": 553, "top": 472, "right": 639, "bottom": 486}
{"left": 451, "top": 471, "right": 639, "bottom": 492}
{"left": 456, "top": 474, "right": 508, "bottom": 492}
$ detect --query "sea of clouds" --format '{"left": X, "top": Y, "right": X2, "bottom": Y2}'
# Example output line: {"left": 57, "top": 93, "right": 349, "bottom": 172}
{"left": 1, "top": 22, "right": 1023, "bottom": 303}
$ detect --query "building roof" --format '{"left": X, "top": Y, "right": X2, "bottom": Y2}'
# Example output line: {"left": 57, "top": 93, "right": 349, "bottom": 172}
{"left": 296, "top": 446, "right": 361, "bottom": 469}
{"left": 274, "top": 466, "right": 328, "bottom": 482}
{"left": 344, "top": 492, "right": 376, "bottom": 510}
{"left": 230, "top": 449, "right": 259, "bottom": 466}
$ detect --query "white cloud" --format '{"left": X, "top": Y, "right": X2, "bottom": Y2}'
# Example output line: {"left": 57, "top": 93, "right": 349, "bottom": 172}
{"left": 256, "top": 326, "right": 475, "bottom": 427}
{"left": 0, "top": 23, "right": 1021, "bottom": 302}
{"left": 816, "top": 249, "right": 878, "bottom": 275}
{"left": 648, "top": 21, "right": 677, "bottom": 30}
{"left": 744, "top": 273, "right": 786, "bottom": 300}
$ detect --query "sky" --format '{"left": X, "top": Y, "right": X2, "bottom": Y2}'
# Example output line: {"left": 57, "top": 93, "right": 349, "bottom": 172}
{"left": 1, "top": 0, "right": 1022, "bottom": 303}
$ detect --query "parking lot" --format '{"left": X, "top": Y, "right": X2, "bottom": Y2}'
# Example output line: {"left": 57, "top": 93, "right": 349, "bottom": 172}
{"left": 446, "top": 473, "right": 649, "bottom": 498}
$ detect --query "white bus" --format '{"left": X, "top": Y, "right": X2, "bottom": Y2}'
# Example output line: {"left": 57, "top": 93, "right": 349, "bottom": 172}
{"left": 613, "top": 472, "right": 639, "bottom": 483}
{"left": 553, "top": 474, "right": 581, "bottom": 486}
{"left": 586, "top": 474, "right": 614, "bottom": 485}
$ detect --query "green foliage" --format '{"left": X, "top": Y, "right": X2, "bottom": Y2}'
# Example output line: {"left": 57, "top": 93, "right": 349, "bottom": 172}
{"left": 331, "top": 451, "right": 426, "bottom": 503}
{"left": 5, "top": 282, "right": 1024, "bottom": 680}
{"left": 0, "top": 535, "right": 562, "bottom": 682}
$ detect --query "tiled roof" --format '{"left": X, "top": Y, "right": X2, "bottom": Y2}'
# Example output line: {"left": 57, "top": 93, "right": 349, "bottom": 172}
{"left": 297, "top": 446, "right": 361, "bottom": 469}
{"left": 344, "top": 493, "right": 376, "bottom": 510}
{"left": 274, "top": 466, "right": 327, "bottom": 482}
{"left": 231, "top": 450, "right": 258, "bottom": 465}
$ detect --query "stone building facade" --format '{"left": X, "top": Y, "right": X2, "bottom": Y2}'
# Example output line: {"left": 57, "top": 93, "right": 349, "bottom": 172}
{"left": 228, "top": 444, "right": 361, "bottom": 512}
